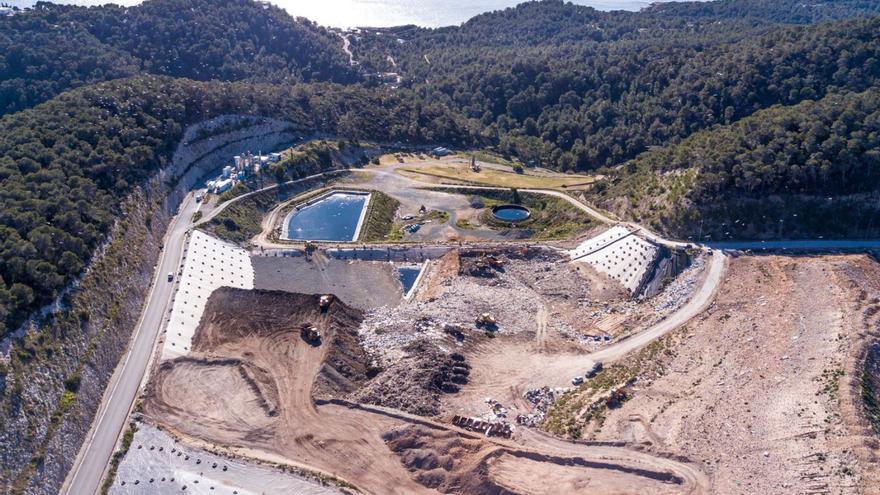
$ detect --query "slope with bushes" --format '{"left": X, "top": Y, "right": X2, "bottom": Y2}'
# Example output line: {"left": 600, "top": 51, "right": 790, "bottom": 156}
{"left": 590, "top": 89, "right": 880, "bottom": 240}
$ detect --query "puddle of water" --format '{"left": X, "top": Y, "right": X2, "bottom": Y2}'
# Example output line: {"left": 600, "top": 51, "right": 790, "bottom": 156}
{"left": 285, "top": 192, "right": 367, "bottom": 241}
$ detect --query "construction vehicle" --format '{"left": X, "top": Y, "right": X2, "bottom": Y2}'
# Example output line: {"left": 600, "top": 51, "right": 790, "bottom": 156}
{"left": 474, "top": 255, "right": 504, "bottom": 271}
{"left": 475, "top": 313, "right": 497, "bottom": 330}
{"left": 301, "top": 324, "right": 322, "bottom": 345}
{"left": 319, "top": 294, "right": 334, "bottom": 311}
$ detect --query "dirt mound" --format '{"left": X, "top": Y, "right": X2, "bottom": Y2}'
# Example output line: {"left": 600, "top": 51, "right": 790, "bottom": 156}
{"left": 190, "top": 287, "right": 369, "bottom": 397}
{"left": 384, "top": 425, "right": 695, "bottom": 495}
{"left": 350, "top": 340, "right": 470, "bottom": 416}
{"left": 383, "top": 426, "right": 510, "bottom": 494}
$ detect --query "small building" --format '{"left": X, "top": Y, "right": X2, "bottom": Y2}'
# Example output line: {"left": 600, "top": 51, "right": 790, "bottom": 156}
{"left": 0, "top": 7, "right": 15, "bottom": 16}
{"left": 268, "top": 152, "right": 282, "bottom": 163}
{"left": 222, "top": 165, "right": 234, "bottom": 178}
{"left": 212, "top": 178, "right": 233, "bottom": 194}
{"left": 233, "top": 155, "right": 242, "bottom": 169}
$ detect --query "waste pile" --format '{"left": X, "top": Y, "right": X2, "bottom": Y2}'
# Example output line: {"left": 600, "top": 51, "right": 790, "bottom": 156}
{"left": 517, "top": 386, "right": 571, "bottom": 427}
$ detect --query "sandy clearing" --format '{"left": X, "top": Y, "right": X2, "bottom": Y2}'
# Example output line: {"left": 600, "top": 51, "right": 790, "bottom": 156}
{"left": 590, "top": 255, "right": 880, "bottom": 494}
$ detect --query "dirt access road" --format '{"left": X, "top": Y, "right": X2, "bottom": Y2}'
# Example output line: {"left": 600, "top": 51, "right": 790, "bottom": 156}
{"left": 62, "top": 194, "right": 200, "bottom": 495}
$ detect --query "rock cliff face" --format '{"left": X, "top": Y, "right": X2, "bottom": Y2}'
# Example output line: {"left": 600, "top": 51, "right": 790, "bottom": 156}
{"left": 0, "top": 115, "right": 304, "bottom": 494}
{"left": 866, "top": 342, "right": 880, "bottom": 436}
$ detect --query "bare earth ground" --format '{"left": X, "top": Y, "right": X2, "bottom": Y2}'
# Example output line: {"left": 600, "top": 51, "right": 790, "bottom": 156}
{"left": 142, "top": 286, "right": 711, "bottom": 494}
{"left": 586, "top": 255, "right": 880, "bottom": 495}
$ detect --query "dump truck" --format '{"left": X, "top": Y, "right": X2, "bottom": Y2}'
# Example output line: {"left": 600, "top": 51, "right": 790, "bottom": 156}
{"left": 301, "top": 324, "right": 322, "bottom": 345}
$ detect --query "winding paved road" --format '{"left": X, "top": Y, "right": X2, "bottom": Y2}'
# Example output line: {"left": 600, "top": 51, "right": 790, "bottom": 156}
{"left": 61, "top": 194, "right": 199, "bottom": 495}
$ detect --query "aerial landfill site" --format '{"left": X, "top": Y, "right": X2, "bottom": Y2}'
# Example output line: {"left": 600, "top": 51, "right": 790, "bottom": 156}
{"left": 107, "top": 151, "right": 880, "bottom": 495}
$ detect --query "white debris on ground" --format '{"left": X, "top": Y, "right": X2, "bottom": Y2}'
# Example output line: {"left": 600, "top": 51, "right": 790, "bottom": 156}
{"left": 162, "top": 230, "right": 253, "bottom": 360}
{"left": 517, "top": 386, "right": 572, "bottom": 427}
{"left": 359, "top": 250, "right": 710, "bottom": 364}
{"left": 110, "top": 422, "right": 342, "bottom": 495}
{"left": 358, "top": 272, "right": 542, "bottom": 364}
{"left": 651, "top": 253, "right": 707, "bottom": 313}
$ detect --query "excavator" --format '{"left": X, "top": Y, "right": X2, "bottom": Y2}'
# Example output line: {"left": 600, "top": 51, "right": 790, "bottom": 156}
{"left": 475, "top": 313, "right": 498, "bottom": 330}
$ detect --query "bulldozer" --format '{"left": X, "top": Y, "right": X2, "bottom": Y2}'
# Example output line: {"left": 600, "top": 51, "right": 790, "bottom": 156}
{"left": 301, "top": 324, "right": 322, "bottom": 345}
{"left": 475, "top": 313, "right": 498, "bottom": 330}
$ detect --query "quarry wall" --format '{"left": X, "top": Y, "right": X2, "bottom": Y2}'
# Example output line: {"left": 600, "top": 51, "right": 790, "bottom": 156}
{"left": 0, "top": 115, "right": 303, "bottom": 494}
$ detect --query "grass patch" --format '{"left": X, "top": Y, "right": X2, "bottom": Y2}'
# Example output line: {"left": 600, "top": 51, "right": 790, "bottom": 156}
{"left": 203, "top": 192, "right": 277, "bottom": 244}
{"left": 398, "top": 162, "right": 594, "bottom": 190}
{"left": 434, "top": 187, "right": 592, "bottom": 240}
{"left": 455, "top": 218, "right": 474, "bottom": 230}
{"left": 358, "top": 191, "right": 402, "bottom": 242}
{"left": 421, "top": 209, "right": 450, "bottom": 223}
{"left": 542, "top": 336, "right": 676, "bottom": 439}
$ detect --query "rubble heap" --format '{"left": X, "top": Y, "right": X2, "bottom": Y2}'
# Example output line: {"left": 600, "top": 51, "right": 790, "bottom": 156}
{"left": 517, "top": 386, "right": 571, "bottom": 427}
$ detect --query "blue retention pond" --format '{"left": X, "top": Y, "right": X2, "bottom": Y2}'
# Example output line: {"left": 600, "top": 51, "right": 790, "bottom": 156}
{"left": 396, "top": 265, "right": 423, "bottom": 296}
{"left": 284, "top": 192, "right": 368, "bottom": 242}
{"left": 492, "top": 204, "right": 531, "bottom": 222}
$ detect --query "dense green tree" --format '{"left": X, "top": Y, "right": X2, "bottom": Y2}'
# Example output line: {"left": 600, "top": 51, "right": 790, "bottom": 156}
{"left": 353, "top": 2, "right": 880, "bottom": 169}
{"left": 0, "top": 0, "right": 358, "bottom": 115}
{"left": 0, "top": 75, "right": 475, "bottom": 338}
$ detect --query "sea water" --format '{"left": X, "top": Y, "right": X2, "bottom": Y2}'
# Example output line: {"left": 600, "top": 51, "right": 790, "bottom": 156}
{"left": 11, "top": 1, "right": 660, "bottom": 28}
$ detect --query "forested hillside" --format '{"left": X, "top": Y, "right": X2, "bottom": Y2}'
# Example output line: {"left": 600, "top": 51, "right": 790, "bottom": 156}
{"left": 0, "top": 0, "right": 358, "bottom": 115}
{"left": 647, "top": 0, "right": 880, "bottom": 23}
{"left": 354, "top": 0, "right": 880, "bottom": 59}
{"left": 589, "top": 89, "right": 880, "bottom": 240}
{"left": 0, "top": 76, "right": 473, "bottom": 339}
{"left": 355, "top": 13, "right": 880, "bottom": 171}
